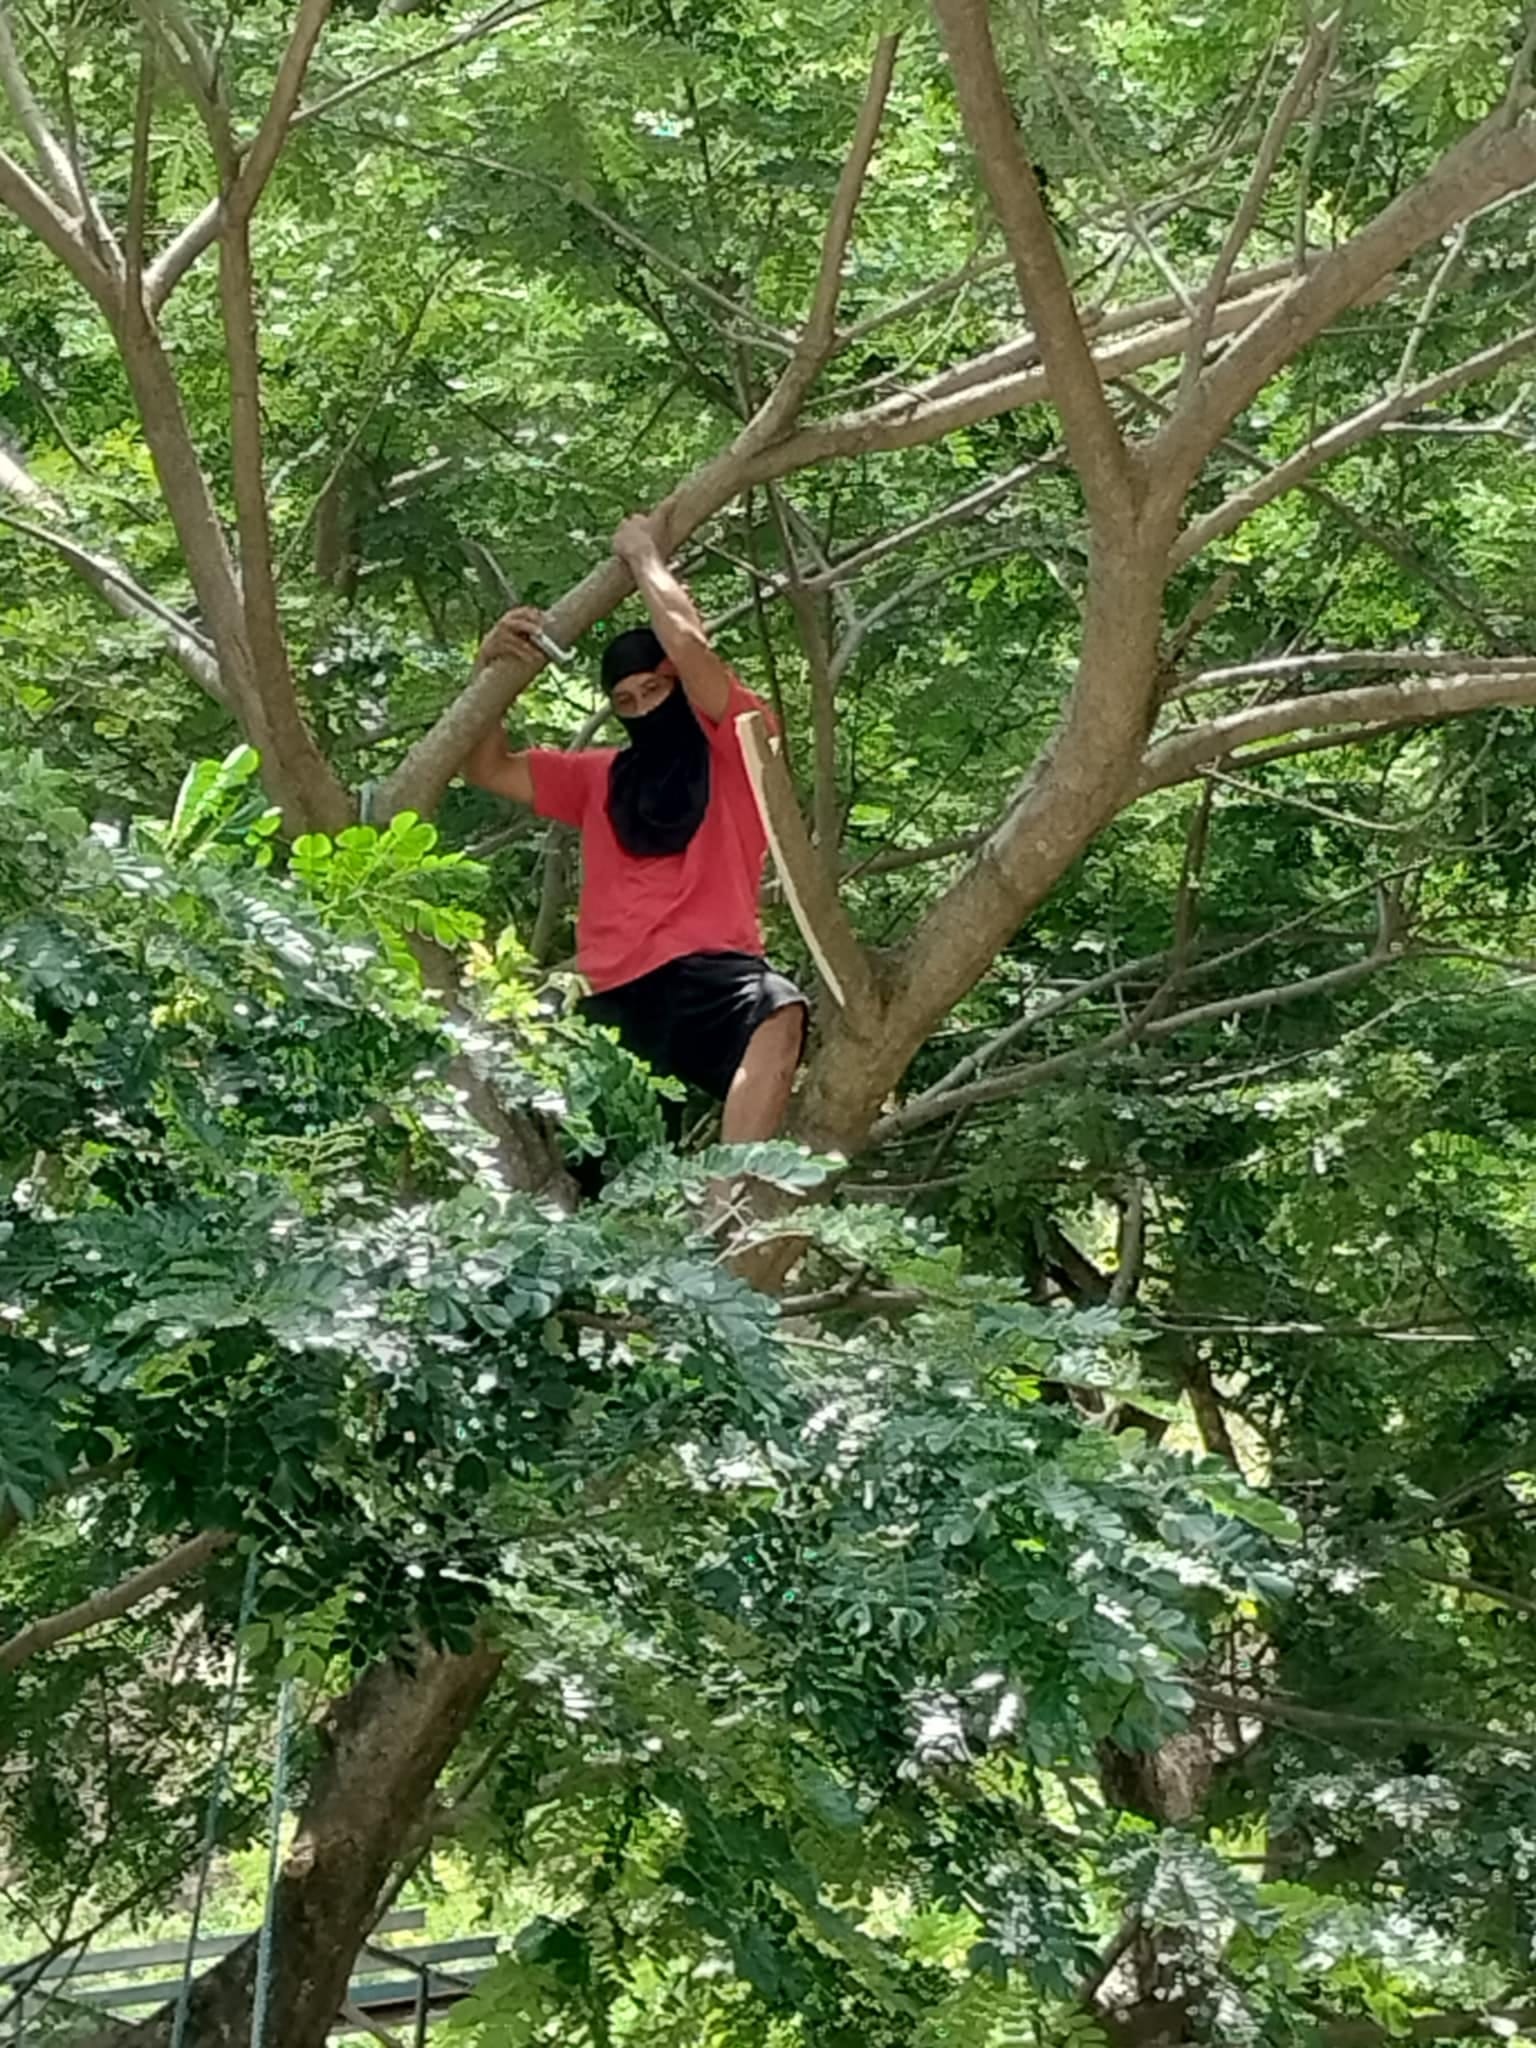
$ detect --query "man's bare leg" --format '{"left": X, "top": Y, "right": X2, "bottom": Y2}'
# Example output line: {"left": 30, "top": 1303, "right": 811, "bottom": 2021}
{"left": 704, "top": 1007, "right": 807, "bottom": 1244}
{"left": 721, "top": 1005, "right": 805, "bottom": 1144}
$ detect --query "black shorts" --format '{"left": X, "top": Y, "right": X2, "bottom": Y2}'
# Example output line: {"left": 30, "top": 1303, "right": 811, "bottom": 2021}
{"left": 580, "top": 951, "right": 808, "bottom": 1104}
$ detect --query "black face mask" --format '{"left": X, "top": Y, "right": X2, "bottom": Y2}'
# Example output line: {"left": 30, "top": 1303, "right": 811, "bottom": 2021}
{"left": 606, "top": 682, "right": 711, "bottom": 859}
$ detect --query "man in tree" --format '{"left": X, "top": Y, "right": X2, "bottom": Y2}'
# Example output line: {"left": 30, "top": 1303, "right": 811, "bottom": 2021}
{"left": 462, "top": 515, "right": 808, "bottom": 1143}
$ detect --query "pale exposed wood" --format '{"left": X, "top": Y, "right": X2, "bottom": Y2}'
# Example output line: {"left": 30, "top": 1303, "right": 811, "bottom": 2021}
{"left": 737, "top": 710, "right": 875, "bottom": 1016}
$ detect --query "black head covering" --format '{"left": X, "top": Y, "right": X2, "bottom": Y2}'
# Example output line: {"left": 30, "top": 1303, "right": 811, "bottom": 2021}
{"left": 602, "top": 628, "right": 711, "bottom": 859}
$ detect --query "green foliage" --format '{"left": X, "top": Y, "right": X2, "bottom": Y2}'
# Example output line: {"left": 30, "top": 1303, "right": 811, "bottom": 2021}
{"left": 0, "top": 759, "right": 1313, "bottom": 2041}
{"left": 4, "top": 0, "right": 1536, "bottom": 2038}
{"left": 290, "top": 810, "right": 486, "bottom": 954}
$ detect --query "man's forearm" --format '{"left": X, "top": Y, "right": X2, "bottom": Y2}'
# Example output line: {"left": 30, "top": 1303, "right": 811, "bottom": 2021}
{"left": 628, "top": 542, "right": 709, "bottom": 659}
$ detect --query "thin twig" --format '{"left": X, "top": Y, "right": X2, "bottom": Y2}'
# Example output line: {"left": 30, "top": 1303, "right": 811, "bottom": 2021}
{"left": 1396, "top": 222, "right": 1470, "bottom": 386}
{"left": 1187, "top": 1683, "right": 1536, "bottom": 1756}
{"left": 1178, "top": 17, "right": 1338, "bottom": 403}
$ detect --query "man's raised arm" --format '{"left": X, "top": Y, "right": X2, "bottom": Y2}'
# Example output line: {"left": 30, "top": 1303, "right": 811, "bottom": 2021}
{"left": 613, "top": 516, "right": 734, "bottom": 723}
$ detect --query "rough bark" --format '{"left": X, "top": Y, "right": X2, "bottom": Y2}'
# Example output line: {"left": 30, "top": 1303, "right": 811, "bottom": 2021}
{"left": 796, "top": 529, "right": 1171, "bottom": 1151}
{"left": 83, "top": 1644, "right": 503, "bottom": 2048}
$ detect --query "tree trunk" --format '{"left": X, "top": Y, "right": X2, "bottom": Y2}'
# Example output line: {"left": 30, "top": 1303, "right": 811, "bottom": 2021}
{"left": 86, "top": 1644, "right": 502, "bottom": 2048}
{"left": 798, "top": 533, "right": 1173, "bottom": 1152}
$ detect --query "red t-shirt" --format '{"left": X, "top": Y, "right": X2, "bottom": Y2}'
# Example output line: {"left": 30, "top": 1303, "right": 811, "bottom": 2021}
{"left": 527, "top": 677, "right": 774, "bottom": 992}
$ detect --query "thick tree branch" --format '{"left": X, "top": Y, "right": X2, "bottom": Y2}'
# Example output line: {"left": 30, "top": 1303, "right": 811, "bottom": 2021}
{"left": 217, "top": 217, "right": 340, "bottom": 822}
{"left": 1140, "top": 669, "right": 1536, "bottom": 794}
{"left": 0, "top": 1530, "right": 232, "bottom": 1676}
{"left": 1172, "top": 648, "right": 1536, "bottom": 700}
{"left": 144, "top": 202, "right": 220, "bottom": 311}
{"left": 931, "top": 0, "right": 1133, "bottom": 522}
{"left": 125, "top": 35, "right": 156, "bottom": 295}
{"left": 377, "top": 40, "right": 897, "bottom": 820}
{"left": 107, "top": 302, "right": 351, "bottom": 827}
{"left": 1175, "top": 318, "right": 1536, "bottom": 564}
{"left": 380, "top": 277, "right": 1293, "bottom": 818}
{"left": 756, "top": 279, "right": 1287, "bottom": 481}
{"left": 1158, "top": 92, "right": 1536, "bottom": 478}
{"left": 0, "top": 142, "right": 115, "bottom": 309}
{"left": 77, "top": 1646, "right": 504, "bottom": 2048}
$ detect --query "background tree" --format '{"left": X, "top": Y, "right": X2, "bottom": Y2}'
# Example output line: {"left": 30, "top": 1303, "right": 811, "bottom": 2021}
{"left": 4, "top": 0, "right": 1536, "bottom": 2042}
